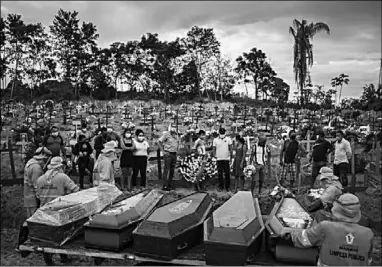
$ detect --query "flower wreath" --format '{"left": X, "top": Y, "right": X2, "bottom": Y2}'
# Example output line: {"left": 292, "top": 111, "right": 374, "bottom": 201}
{"left": 178, "top": 154, "right": 218, "bottom": 184}
{"left": 243, "top": 164, "right": 257, "bottom": 180}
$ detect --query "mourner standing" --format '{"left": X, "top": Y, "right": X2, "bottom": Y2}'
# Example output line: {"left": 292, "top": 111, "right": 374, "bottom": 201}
{"left": 279, "top": 130, "right": 306, "bottom": 190}
{"left": 94, "top": 127, "right": 107, "bottom": 159}
{"left": 310, "top": 130, "right": 334, "bottom": 188}
{"left": 213, "top": 127, "right": 233, "bottom": 192}
{"left": 232, "top": 135, "right": 247, "bottom": 192}
{"left": 132, "top": 129, "right": 150, "bottom": 189}
{"left": 120, "top": 127, "right": 134, "bottom": 191}
{"left": 43, "top": 125, "right": 65, "bottom": 158}
{"left": 93, "top": 141, "right": 117, "bottom": 186}
{"left": 249, "top": 133, "right": 268, "bottom": 195}
{"left": 158, "top": 123, "right": 180, "bottom": 191}
{"left": 284, "top": 193, "right": 374, "bottom": 266}
{"left": 34, "top": 119, "right": 50, "bottom": 147}
{"left": 72, "top": 135, "right": 94, "bottom": 189}
{"left": 333, "top": 130, "right": 352, "bottom": 191}
{"left": 193, "top": 129, "right": 207, "bottom": 192}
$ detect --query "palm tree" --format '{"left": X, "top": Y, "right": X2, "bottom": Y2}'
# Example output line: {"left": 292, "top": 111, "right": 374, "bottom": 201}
{"left": 289, "top": 19, "right": 330, "bottom": 107}
{"left": 332, "top": 74, "right": 349, "bottom": 106}
{"left": 337, "top": 73, "right": 349, "bottom": 105}
{"left": 331, "top": 76, "right": 340, "bottom": 106}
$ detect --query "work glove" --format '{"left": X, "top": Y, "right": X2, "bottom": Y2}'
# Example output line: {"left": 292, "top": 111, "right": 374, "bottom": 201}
{"left": 281, "top": 232, "right": 291, "bottom": 240}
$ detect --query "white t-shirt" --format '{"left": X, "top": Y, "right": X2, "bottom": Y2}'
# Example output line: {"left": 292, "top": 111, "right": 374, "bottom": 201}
{"left": 133, "top": 139, "right": 150, "bottom": 156}
{"left": 213, "top": 136, "right": 232, "bottom": 161}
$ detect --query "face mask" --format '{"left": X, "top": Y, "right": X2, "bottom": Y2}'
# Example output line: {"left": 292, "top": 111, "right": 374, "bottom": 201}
{"left": 52, "top": 132, "right": 58, "bottom": 136}
{"left": 171, "top": 128, "right": 177, "bottom": 133}
{"left": 220, "top": 134, "right": 225, "bottom": 139}
{"left": 125, "top": 133, "right": 132, "bottom": 138}
{"left": 316, "top": 135, "right": 320, "bottom": 140}
{"left": 107, "top": 129, "right": 112, "bottom": 133}
{"left": 82, "top": 128, "right": 87, "bottom": 132}
{"left": 137, "top": 136, "right": 144, "bottom": 142}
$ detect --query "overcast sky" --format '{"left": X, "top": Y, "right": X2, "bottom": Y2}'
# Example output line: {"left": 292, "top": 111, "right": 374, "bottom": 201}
{"left": 1, "top": 1, "right": 381, "bottom": 99}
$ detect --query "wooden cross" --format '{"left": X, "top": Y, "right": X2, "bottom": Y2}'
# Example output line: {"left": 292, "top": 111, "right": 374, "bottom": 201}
{"left": 164, "top": 106, "right": 167, "bottom": 119}
{"left": 63, "top": 107, "right": 67, "bottom": 125}
{"left": 123, "top": 106, "right": 130, "bottom": 119}
{"left": 176, "top": 109, "right": 179, "bottom": 133}
{"left": 48, "top": 109, "right": 53, "bottom": 129}
{"left": 243, "top": 105, "right": 248, "bottom": 127}
{"left": 16, "top": 133, "right": 29, "bottom": 161}
{"left": 150, "top": 115, "right": 156, "bottom": 133}
{"left": 214, "top": 105, "right": 219, "bottom": 117}
{"left": 105, "top": 106, "right": 113, "bottom": 127}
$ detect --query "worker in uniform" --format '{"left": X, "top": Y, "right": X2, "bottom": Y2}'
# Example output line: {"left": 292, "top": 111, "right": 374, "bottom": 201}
{"left": 93, "top": 141, "right": 118, "bottom": 186}
{"left": 35, "top": 156, "right": 79, "bottom": 264}
{"left": 17, "top": 147, "right": 52, "bottom": 251}
{"left": 308, "top": 167, "right": 343, "bottom": 224}
{"left": 284, "top": 193, "right": 374, "bottom": 266}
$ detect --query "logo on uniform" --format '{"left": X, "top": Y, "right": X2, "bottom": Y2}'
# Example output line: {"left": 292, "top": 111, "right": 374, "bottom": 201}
{"left": 345, "top": 233, "right": 355, "bottom": 245}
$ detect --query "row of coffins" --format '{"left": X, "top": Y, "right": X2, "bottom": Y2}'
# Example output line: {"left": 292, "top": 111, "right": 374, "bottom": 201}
{"left": 26, "top": 185, "right": 318, "bottom": 266}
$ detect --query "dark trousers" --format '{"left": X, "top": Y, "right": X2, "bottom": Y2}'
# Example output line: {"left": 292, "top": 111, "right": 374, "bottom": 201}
{"left": 132, "top": 156, "right": 147, "bottom": 187}
{"left": 333, "top": 163, "right": 349, "bottom": 187}
{"left": 78, "top": 157, "right": 93, "bottom": 189}
{"left": 217, "top": 160, "right": 230, "bottom": 190}
{"left": 311, "top": 161, "right": 326, "bottom": 188}
{"left": 163, "top": 153, "right": 177, "bottom": 187}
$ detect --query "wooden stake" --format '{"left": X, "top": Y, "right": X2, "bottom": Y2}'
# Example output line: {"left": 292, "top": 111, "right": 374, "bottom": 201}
{"left": 8, "top": 139, "right": 16, "bottom": 180}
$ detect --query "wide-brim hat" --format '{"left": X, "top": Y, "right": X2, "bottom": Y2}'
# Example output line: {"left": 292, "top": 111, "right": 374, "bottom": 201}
{"left": 102, "top": 141, "right": 116, "bottom": 153}
{"left": 47, "top": 156, "right": 64, "bottom": 170}
{"left": 318, "top": 166, "right": 339, "bottom": 181}
{"left": 331, "top": 193, "right": 362, "bottom": 223}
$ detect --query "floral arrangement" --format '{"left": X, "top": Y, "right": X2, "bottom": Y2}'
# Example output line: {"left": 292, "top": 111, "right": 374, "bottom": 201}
{"left": 178, "top": 154, "right": 217, "bottom": 184}
{"left": 243, "top": 164, "right": 257, "bottom": 180}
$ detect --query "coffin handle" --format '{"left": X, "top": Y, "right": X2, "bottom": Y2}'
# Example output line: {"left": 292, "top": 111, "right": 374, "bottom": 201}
{"left": 177, "top": 242, "right": 188, "bottom": 251}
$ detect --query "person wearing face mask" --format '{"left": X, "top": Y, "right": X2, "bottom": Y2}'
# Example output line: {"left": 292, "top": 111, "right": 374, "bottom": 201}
{"left": 120, "top": 128, "right": 135, "bottom": 191}
{"left": 158, "top": 123, "right": 180, "bottom": 191}
{"left": 93, "top": 141, "right": 118, "bottom": 186}
{"left": 17, "top": 147, "right": 52, "bottom": 252}
{"left": 193, "top": 130, "right": 207, "bottom": 192}
{"left": 132, "top": 129, "right": 150, "bottom": 188}
{"left": 333, "top": 130, "right": 352, "bottom": 191}
{"left": 72, "top": 135, "right": 93, "bottom": 189}
{"left": 43, "top": 126, "right": 65, "bottom": 158}
{"left": 213, "top": 128, "right": 233, "bottom": 192}
{"left": 23, "top": 147, "right": 52, "bottom": 218}
{"left": 310, "top": 130, "right": 334, "bottom": 188}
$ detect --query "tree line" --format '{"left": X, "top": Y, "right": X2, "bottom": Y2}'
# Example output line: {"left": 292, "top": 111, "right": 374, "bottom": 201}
{"left": 0, "top": 9, "right": 380, "bottom": 111}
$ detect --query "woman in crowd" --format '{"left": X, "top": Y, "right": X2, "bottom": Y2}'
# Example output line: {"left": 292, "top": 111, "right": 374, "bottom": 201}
{"left": 120, "top": 127, "right": 134, "bottom": 191}
{"left": 72, "top": 134, "right": 93, "bottom": 189}
{"left": 232, "top": 135, "right": 247, "bottom": 192}
{"left": 193, "top": 129, "right": 207, "bottom": 192}
{"left": 132, "top": 129, "right": 150, "bottom": 188}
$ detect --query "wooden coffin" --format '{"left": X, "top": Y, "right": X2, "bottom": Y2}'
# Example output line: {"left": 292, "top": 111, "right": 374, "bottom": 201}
{"left": 204, "top": 191, "right": 265, "bottom": 266}
{"left": 133, "top": 192, "right": 213, "bottom": 260}
{"left": 27, "top": 184, "right": 122, "bottom": 246}
{"left": 265, "top": 196, "right": 318, "bottom": 265}
{"left": 84, "top": 190, "right": 164, "bottom": 251}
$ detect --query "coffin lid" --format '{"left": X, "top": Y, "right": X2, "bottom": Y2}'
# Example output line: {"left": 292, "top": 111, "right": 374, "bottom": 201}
{"left": 265, "top": 196, "right": 313, "bottom": 236}
{"left": 86, "top": 190, "right": 163, "bottom": 229}
{"left": 134, "top": 192, "right": 212, "bottom": 239}
{"left": 204, "top": 191, "right": 264, "bottom": 246}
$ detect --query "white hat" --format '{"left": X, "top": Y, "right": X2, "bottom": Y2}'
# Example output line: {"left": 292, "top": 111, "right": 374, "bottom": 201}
{"left": 47, "top": 156, "right": 64, "bottom": 170}
{"left": 102, "top": 141, "right": 116, "bottom": 153}
{"left": 318, "top": 167, "right": 339, "bottom": 181}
